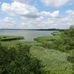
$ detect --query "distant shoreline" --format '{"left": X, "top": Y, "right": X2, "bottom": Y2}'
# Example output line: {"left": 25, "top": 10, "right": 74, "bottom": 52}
{"left": 0, "top": 29, "right": 65, "bottom": 31}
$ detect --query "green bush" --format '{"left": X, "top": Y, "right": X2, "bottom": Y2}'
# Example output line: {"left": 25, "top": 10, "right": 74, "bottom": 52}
{"left": 67, "top": 49, "right": 74, "bottom": 74}
{"left": 34, "top": 27, "right": 74, "bottom": 52}
{"left": 0, "top": 43, "right": 45, "bottom": 74}
{"left": 0, "top": 36, "right": 24, "bottom": 41}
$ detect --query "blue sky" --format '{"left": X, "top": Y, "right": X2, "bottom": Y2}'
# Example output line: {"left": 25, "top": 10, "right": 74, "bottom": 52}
{"left": 0, "top": 0, "right": 74, "bottom": 29}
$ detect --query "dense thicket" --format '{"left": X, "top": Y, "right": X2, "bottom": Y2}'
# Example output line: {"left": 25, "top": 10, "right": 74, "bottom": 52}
{"left": 34, "top": 27, "right": 74, "bottom": 52}
{"left": 34, "top": 27, "right": 74, "bottom": 74}
{"left": 0, "top": 27, "right": 74, "bottom": 74}
{"left": 0, "top": 43, "right": 45, "bottom": 74}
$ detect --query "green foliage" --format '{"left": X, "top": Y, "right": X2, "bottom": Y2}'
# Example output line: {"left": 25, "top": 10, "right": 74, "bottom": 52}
{"left": 67, "top": 49, "right": 74, "bottom": 74}
{"left": 30, "top": 46, "right": 72, "bottom": 74}
{"left": 34, "top": 27, "right": 74, "bottom": 74}
{"left": 35, "top": 28, "right": 74, "bottom": 52}
{"left": 0, "top": 35, "right": 24, "bottom": 41}
{"left": 0, "top": 43, "right": 45, "bottom": 74}
{"left": 0, "top": 27, "right": 74, "bottom": 74}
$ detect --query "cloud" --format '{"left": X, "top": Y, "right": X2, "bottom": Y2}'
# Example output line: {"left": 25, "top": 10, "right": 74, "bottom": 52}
{"left": 0, "top": 15, "right": 74, "bottom": 29}
{"left": 14, "top": 0, "right": 26, "bottom": 3}
{"left": 40, "top": 10, "right": 59, "bottom": 17}
{"left": 47, "top": 16, "right": 74, "bottom": 29}
{"left": 1, "top": 0, "right": 74, "bottom": 29}
{"left": 1, "top": 1, "right": 60, "bottom": 18}
{"left": 41, "top": 0, "right": 70, "bottom": 7}
{"left": 1, "top": 1, "right": 38, "bottom": 16}
{"left": 14, "top": 0, "right": 32, "bottom": 4}
{"left": 1, "top": 17, "right": 15, "bottom": 25}
{"left": 66, "top": 10, "right": 74, "bottom": 16}
{"left": 17, "top": 15, "right": 74, "bottom": 29}
{"left": 1, "top": 3, "right": 11, "bottom": 11}
{"left": 50, "top": 11, "right": 60, "bottom": 17}
{"left": 0, "top": 17, "right": 16, "bottom": 28}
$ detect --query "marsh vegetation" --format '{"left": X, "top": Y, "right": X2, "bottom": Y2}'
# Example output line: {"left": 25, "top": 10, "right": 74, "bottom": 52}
{"left": 0, "top": 27, "right": 74, "bottom": 74}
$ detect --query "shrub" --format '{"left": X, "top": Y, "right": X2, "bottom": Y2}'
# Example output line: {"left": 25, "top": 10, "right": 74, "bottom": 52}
{"left": 0, "top": 43, "right": 45, "bottom": 74}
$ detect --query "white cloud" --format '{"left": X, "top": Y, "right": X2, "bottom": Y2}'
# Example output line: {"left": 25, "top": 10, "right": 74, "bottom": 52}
{"left": 1, "top": 3, "right": 11, "bottom": 11}
{"left": 3, "top": 17, "right": 15, "bottom": 24}
{"left": 47, "top": 16, "right": 74, "bottom": 29}
{"left": 41, "top": 0, "right": 70, "bottom": 7}
{"left": 1, "top": 1, "right": 60, "bottom": 18}
{"left": 17, "top": 15, "right": 74, "bottom": 29}
{"left": 40, "top": 10, "right": 59, "bottom": 17}
{"left": 1, "top": 1, "right": 38, "bottom": 16}
{"left": 1, "top": 0, "right": 74, "bottom": 29}
{"left": 0, "top": 15, "right": 74, "bottom": 29}
{"left": 66, "top": 10, "right": 74, "bottom": 16}
{"left": 50, "top": 11, "right": 60, "bottom": 17}
{"left": 14, "top": 0, "right": 26, "bottom": 3}
{"left": 0, "top": 17, "right": 16, "bottom": 28}
{"left": 14, "top": 0, "right": 32, "bottom": 4}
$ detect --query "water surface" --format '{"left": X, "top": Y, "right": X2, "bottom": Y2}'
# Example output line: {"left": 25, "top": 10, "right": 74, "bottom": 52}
{"left": 0, "top": 30, "right": 55, "bottom": 41}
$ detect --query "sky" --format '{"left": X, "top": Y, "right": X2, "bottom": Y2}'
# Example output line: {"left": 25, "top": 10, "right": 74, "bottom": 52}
{"left": 0, "top": 0, "right": 74, "bottom": 29}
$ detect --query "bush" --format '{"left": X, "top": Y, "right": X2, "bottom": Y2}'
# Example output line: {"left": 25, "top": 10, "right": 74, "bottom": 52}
{"left": 67, "top": 50, "right": 74, "bottom": 74}
{"left": 34, "top": 27, "right": 74, "bottom": 52}
{"left": 0, "top": 43, "right": 45, "bottom": 74}
{"left": 0, "top": 36, "right": 24, "bottom": 41}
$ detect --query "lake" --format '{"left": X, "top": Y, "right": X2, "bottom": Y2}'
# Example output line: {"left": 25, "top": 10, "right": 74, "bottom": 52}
{"left": 0, "top": 30, "right": 55, "bottom": 41}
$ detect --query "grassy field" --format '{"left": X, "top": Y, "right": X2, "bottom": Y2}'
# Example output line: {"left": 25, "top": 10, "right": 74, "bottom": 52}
{"left": 30, "top": 46, "right": 72, "bottom": 74}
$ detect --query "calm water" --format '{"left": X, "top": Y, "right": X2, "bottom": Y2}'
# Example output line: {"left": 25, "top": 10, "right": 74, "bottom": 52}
{"left": 0, "top": 30, "right": 54, "bottom": 41}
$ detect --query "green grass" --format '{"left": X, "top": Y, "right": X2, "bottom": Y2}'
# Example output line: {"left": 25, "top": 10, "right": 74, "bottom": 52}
{"left": 30, "top": 46, "right": 73, "bottom": 74}
{"left": 0, "top": 35, "right": 24, "bottom": 41}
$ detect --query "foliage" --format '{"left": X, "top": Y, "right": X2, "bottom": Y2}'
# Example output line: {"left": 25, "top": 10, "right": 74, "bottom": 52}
{"left": 0, "top": 27, "right": 74, "bottom": 74}
{"left": 30, "top": 46, "right": 72, "bottom": 74}
{"left": 34, "top": 27, "right": 74, "bottom": 74}
{"left": 0, "top": 43, "right": 45, "bottom": 74}
{"left": 0, "top": 35, "right": 24, "bottom": 41}
{"left": 34, "top": 28, "right": 74, "bottom": 52}
{"left": 67, "top": 50, "right": 74, "bottom": 74}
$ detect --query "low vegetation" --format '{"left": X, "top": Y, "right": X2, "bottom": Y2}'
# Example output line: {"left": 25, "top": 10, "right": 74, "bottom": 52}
{"left": 34, "top": 27, "right": 74, "bottom": 74}
{"left": 0, "top": 35, "right": 24, "bottom": 41}
{"left": 0, "top": 43, "right": 45, "bottom": 74}
{"left": 30, "top": 46, "right": 72, "bottom": 74}
{"left": 0, "top": 27, "right": 74, "bottom": 74}
{"left": 34, "top": 27, "right": 74, "bottom": 52}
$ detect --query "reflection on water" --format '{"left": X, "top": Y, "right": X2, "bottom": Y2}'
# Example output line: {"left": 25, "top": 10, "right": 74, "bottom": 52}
{"left": 0, "top": 30, "right": 54, "bottom": 41}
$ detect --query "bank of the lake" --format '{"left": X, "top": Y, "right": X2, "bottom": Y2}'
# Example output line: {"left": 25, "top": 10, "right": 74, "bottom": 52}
{"left": 0, "top": 29, "right": 58, "bottom": 41}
